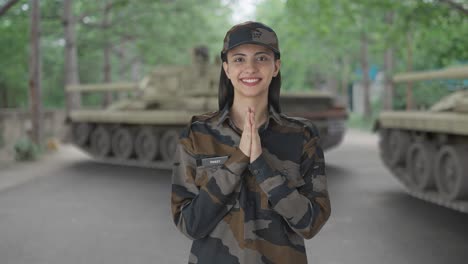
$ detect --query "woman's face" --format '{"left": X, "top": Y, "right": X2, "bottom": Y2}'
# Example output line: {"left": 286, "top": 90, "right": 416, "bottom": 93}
{"left": 223, "top": 44, "right": 280, "bottom": 101}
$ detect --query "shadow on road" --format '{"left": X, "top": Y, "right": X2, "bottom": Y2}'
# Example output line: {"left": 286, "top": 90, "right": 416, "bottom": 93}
{"left": 379, "top": 189, "right": 468, "bottom": 227}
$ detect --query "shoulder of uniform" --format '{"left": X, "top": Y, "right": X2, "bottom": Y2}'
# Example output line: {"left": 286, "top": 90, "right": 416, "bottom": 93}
{"left": 180, "top": 111, "right": 219, "bottom": 138}
{"left": 190, "top": 111, "right": 219, "bottom": 124}
{"left": 279, "top": 113, "right": 320, "bottom": 138}
{"left": 189, "top": 111, "right": 219, "bottom": 131}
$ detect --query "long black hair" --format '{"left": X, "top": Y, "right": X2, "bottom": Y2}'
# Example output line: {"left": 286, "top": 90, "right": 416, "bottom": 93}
{"left": 218, "top": 65, "right": 282, "bottom": 113}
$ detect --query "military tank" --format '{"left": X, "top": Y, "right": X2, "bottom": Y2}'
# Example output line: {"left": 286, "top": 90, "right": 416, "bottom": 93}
{"left": 66, "top": 47, "right": 347, "bottom": 169}
{"left": 375, "top": 65, "right": 468, "bottom": 213}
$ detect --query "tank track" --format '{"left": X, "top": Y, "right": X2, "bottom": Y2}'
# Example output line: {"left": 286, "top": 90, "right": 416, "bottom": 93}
{"left": 66, "top": 119, "right": 186, "bottom": 170}
{"left": 389, "top": 165, "right": 468, "bottom": 213}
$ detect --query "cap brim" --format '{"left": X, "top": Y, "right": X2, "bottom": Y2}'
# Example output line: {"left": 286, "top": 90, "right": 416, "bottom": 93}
{"left": 224, "top": 40, "right": 280, "bottom": 56}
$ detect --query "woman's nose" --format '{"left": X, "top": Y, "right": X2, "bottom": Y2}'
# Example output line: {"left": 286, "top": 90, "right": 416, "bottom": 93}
{"left": 243, "top": 59, "right": 258, "bottom": 73}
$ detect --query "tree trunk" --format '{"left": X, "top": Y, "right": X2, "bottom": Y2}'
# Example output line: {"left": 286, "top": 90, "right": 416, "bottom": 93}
{"left": 118, "top": 38, "right": 127, "bottom": 79}
{"left": 360, "top": 31, "right": 371, "bottom": 119}
{"left": 326, "top": 76, "right": 338, "bottom": 96}
{"left": 117, "top": 38, "right": 127, "bottom": 100}
{"left": 406, "top": 30, "right": 414, "bottom": 110}
{"left": 383, "top": 11, "right": 394, "bottom": 110}
{"left": 102, "top": 1, "right": 113, "bottom": 107}
{"left": 63, "top": 0, "right": 81, "bottom": 116}
{"left": 340, "top": 55, "right": 350, "bottom": 108}
{"left": 131, "top": 59, "right": 141, "bottom": 81}
{"left": 383, "top": 47, "right": 394, "bottom": 110}
{"left": 29, "top": 0, "right": 43, "bottom": 145}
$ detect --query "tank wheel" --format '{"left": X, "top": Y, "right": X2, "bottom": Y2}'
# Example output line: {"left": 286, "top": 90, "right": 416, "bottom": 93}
{"left": 378, "top": 129, "right": 391, "bottom": 167}
{"left": 385, "top": 130, "right": 410, "bottom": 167}
{"left": 160, "top": 129, "right": 179, "bottom": 162}
{"left": 111, "top": 127, "right": 134, "bottom": 160}
{"left": 72, "top": 122, "right": 91, "bottom": 146}
{"left": 90, "top": 125, "right": 112, "bottom": 158}
{"left": 135, "top": 127, "right": 159, "bottom": 162}
{"left": 435, "top": 145, "right": 468, "bottom": 200}
{"left": 405, "top": 142, "right": 436, "bottom": 191}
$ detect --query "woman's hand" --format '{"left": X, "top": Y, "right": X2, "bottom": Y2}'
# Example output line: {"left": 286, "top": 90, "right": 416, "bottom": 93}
{"left": 239, "top": 107, "right": 262, "bottom": 162}
{"left": 239, "top": 109, "right": 252, "bottom": 157}
{"left": 249, "top": 108, "right": 262, "bottom": 163}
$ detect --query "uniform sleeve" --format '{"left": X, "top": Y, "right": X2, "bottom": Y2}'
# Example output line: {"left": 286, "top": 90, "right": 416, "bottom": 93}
{"left": 171, "top": 128, "right": 250, "bottom": 240}
{"left": 248, "top": 125, "right": 331, "bottom": 239}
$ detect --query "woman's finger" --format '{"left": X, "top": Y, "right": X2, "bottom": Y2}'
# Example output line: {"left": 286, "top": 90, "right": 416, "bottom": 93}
{"left": 244, "top": 109, "right": 251, "bottom": 133}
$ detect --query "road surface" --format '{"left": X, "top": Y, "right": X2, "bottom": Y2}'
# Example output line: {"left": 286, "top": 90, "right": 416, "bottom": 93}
{"left": 0, "top": 129, "right": 467, "bottom": 264}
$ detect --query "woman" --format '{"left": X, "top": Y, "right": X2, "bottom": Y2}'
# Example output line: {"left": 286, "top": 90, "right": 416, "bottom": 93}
{"left": 171, "top": 21, "right": 331, "bottom": 264}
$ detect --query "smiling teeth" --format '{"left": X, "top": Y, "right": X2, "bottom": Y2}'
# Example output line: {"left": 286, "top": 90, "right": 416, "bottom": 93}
{"left": 242, "top": 79, "right": 259, "bottom": 83}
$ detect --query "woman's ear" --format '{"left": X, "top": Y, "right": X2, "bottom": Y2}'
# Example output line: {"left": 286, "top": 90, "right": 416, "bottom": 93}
{"left": 273, "top": 59, "right": 281, "bottom": 77}
{"left": 222, "top": 61, "right": 230, "bottom": 79}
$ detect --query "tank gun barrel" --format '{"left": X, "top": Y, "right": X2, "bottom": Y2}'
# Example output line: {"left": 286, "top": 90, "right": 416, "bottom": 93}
{"left": 66, "top": 82, "right": 139, "bottom": 93}
{"left": 393, "top": 66, "right": 468, "bottom": 83}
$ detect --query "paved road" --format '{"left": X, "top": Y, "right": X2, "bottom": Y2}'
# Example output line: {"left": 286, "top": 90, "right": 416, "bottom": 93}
{"left": 0, "top": 129, "right": 467, "bottom": 264}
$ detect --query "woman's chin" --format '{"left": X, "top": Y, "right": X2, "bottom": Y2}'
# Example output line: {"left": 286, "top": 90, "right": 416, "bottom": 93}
{"left": 234, "top": 86, "right": 267, "bottom": 98}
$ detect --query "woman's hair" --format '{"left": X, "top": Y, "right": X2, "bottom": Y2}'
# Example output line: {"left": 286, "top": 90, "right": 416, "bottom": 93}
{"left": 218, "top": 65, "right": 282, "bottom": 113}
{"left": 218, "top": 21, "right": 282, "bottom": 113}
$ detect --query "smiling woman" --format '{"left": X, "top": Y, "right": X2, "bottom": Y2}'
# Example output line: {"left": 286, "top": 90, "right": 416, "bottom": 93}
{"left": 171, "top": 21, "right": 331, "bottom": 264}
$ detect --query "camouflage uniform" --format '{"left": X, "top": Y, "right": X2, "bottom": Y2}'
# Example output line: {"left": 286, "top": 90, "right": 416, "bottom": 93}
{"left": 171, "top": 105, "right": 331, "bottom": 264}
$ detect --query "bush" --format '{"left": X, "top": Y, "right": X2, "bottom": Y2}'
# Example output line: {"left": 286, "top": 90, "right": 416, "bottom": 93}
{"left": 14, "top": 137, "right": 41, "bottom": 161}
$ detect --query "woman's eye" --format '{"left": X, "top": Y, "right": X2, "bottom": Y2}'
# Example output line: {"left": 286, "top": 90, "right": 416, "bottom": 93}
{"left": 257, "top": 56, "right": 269, "bottom": 61}
{"left": 233, "top": 57, "right": 244, "bottom": 62}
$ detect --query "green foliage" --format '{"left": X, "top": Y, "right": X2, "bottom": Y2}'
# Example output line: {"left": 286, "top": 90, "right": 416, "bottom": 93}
{"left": 14, "top": 137, "right": 41, "bottom": 161}
{"left": 1, "top": 0, "right": 467, "bottom": 113}
{"left": 73, "top": 0, "right": 231, "bottom": 82}
{"left": 0, "top": 3, "right": 29, "bottom": 108}
{"left": 256, "top": 0, "right": 468, "bottom": 108}
{"left": 0, "top": 0, "right": 232, "bottom": 108}
{"left": 393, "top": 81, "right": 460, "bottom": 110}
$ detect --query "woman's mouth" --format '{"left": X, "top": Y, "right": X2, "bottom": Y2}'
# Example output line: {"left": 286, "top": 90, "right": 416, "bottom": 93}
{"left": 240, "top": 78, "right": 261, "bottom": 86}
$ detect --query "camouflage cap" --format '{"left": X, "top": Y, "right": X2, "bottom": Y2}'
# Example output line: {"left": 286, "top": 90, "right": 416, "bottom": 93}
{"left": 221, "top": 21, "right": 280, "bottom": 61}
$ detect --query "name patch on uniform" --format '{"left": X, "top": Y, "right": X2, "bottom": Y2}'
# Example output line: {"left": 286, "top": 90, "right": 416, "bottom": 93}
{"left": 197, "top": 156, "right": 229, "bottom": 167}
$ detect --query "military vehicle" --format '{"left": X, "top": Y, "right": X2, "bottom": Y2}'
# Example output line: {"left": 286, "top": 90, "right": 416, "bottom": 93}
{"left": 66, "top": 47, "right": 347, "bottom": 169}
{"left": 374, "top": 65, "right": 468, "bottom": 213}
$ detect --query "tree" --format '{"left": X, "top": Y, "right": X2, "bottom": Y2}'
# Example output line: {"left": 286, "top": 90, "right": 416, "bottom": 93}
{"left": 28, "top": 0, "right": 43, "bottom": 145}
{"left": 63, "top": 0, "right": 81, "bottom": 115}
{"left": 257, "top": 0, "right": 468, "bottom": 115}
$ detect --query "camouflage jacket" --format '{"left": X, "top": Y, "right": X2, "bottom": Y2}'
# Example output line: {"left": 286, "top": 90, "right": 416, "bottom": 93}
{"left": 171, "top": 105, "right": 331, "bottom": 264}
